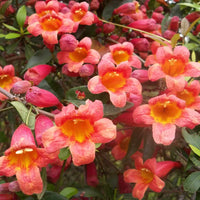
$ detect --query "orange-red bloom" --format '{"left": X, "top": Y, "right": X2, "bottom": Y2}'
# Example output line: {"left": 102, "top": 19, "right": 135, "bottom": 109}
{"left": 124, "top": 156, "right": 181, "bottom": 200}
{"left": 0, "top": 124, "right": 57, "bottom": 195}
{"left": 0, "top": 65, "right": 21, "bottom": 100}
{"left": 42, "top": 100, "right": 116, "bottom": 166}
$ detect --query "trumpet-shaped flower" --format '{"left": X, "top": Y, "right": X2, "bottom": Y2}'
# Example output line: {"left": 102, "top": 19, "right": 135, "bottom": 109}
{"left": 57, "top": 37, "right": 100, "bottom": 73}
{"left": 166, "top": 80, "right": 200, "bottom": 110}
{"left": 102, "top": 42, "right": 141, "bottom": 68}
{"left": 0, "top": 124, "right": 57, "bottom": 195}
{"left": 146, "top": 46, "right": 200, "bottom": 91}
{"left": 66, "top": 2, "right": 95, "bottom": 32}
{"left": 27, "top": 0, "right": 74, "bottom": 44}
{"left": 42, "top": 100, "right": 116, "bottom": 166}
{"left": 133, "top": 94, "right": 200, "bottom": 145}
{"left": 88, "top": 60, "right": 142, "bottom": 107}
{"left": 0, "top": 65, "right": 21, "bottom": 100}
{"left": 124, "top": 156, "right": 181, "bottom": 200}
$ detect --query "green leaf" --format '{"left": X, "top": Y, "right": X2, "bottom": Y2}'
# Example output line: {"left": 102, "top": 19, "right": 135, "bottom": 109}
{"left": 16, "top": 5, "right": 27, "bottom": 28}
{"left": 183, "top": 171, "right": 200, "bottom": 193}
{"left": 184, "top": 43, "right": 199, "bottom": 50}
{"left": 42, "top": 191, "right": 68, "bottom": 200}
{"left": 60, "top": 187, "right": 78, "bottom": 199}
{"left": 10, "top": 101, "right": 36, "bottom": 129}
{"left": 178, "top": 3, "right": 200, "bottom": 11}
{"left": 182, "top": 128, "right": 200, "bottom": 150}
{"left": 0, "top": 0, "right": 11, "bottom": 15}
{"left": 180, "top": 18, "right": 190, "bottom": 36}
{"left": 161, "top": 14, "right": 170, "bottom": 34}
{"left": 190, "top": 153, "right": 200, "bottom": 167}
{"left": 3, "top": 23, "right": 19, "bottom": 32}
{"left": 5, "top": 33, "right": 21, "bottom": 39}
{"left": 191, "top": 51, "right": 196, "bottom": 62}
{"left": 95, "top": 143, "right": 102, "bottom": 149}
{"left": 0, "top": 46, "right": 4, "bottom": 51}
{"left": 25, "top": 43, "right": 35, "bottom": 60}
{"left": 37, "top": 168, "right": 47, "bottom": 200}
{"left": 59, "top": 147, "right": 71, "bottom": 161}
{"left": 190, "top": 145, "right": 200, "bottom": 157}
{"left": 171, "top": 34, "right": 180, "bottom": 48}
{"left": 0, "top": 34, "right": 5, "bottom": 38}
{"left": 26, "top": 49, "right": 52, "bottom": 69}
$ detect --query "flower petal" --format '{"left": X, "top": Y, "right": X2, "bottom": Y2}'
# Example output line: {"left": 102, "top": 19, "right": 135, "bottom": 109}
{"left": 124, "top": 169, "right": 142, "bottom": 183}
{"left": 149, "top": 175, "right": 165, "bottom": 192}
{"left": 16, "top": 166, "right": 43, "bottom": 195}
{"left": 148, "top": 64, "right": 165, "bottom": 81}
{"left": 152, "top": 123, "right": 176, "bottom": 145}
{"left": 109, "top": 91, "right": 127, "bottom": 108}
{"left": 132, "top": 183, "right": 149, "bottom": 200}
{"left": 69, "top": 140, "right": 95, "bottom": 166}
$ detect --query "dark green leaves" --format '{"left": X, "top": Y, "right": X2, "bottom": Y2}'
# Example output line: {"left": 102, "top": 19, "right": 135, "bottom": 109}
{"left": 59, "top": 147, "right": 71, "bottom": 161}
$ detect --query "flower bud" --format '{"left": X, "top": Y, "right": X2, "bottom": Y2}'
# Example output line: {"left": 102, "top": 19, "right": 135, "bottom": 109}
{"left": 11, "top": 80, "right": 31, "bottom": 94}
{"left": 79, "top": 64, "right": 95, "bottom": 77}
{"left": 131, "top": 70, "right": 149, "bottom": 83}
{"left": 169, "top": 16, "right": 179, "bottom": 32}
{"left": 130, "top": 38, "right": 150, "bottom": 52}
{"left": 103, "top": 23, "right": 115, "bottom": 34}
{"left": 59, "top": 34, "right": 78, "bottom": 52}
{"left": 24, "top": 64, "right": 52, "bottom": 85}
{"left": 86, "top": 162, "right": 99, "bottom": 187}
{"left": 163, "top": 30, "right": 176, "bottom": 40}
{"left": 25, "top": 86, "right": 61, "bottom": 108}
{"left": 8, "top": 181, "right": 20, "bottom": 193}
{"left": 129, "top": 19, "right": 157, "bottom": 32}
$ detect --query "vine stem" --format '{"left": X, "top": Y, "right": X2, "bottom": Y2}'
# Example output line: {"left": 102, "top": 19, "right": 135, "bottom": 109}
{"left": 99, "top": 18, "right": 171, "bottom": 45}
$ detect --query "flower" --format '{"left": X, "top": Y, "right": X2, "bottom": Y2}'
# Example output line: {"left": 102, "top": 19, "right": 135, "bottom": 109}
{"left": 146, "top": 46, "right": 200, "bottom": 91}
{"left": 0, "top": 65, "right": 21, "bottom": 100}
{"left": 57, "top": 37, "right": 100, "bottom": 73}
{"left": 124, "top": 155, "right": 181, "bottom": 200}
{"left": 27, "top": 0, "right": 74, "bottom": 44}
{"left": 66, "top": 2, "right": 95, "bottom": 32}
{"left": 133, "top": 94, "right": 200, "bottom": 145}
{"left": 102, "top": 42, "right": 141, "bottom": 68}
{"left": 88, "top": 60, "right": 142, "bottom": 107}
{"left": 42, "top": 100, "right": 116, "bottom": 166}
{"left": 0, "top": 124, "right": 57, "bottom": 195}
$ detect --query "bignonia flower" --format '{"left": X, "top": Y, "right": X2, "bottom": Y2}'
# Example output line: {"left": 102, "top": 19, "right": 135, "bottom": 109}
{"left": 57, "top": 37, "right": 100, "bottom": 73}
{"left": 88, "top": 60, "right": 142, "bottom": 107}
{"left": 124, "top": 156, "right": 181, "bottom": 200}
{"left": 145, "top": 46, "right": 200, "bottom": 91}
{"left": 133, "top": 94, "right": 200, "bottom": 145}
{"left": 42, "top": 100, "right": 116, "bottom": 166}
{"left": 102, "top": 42, "right": 141, "bottom": 68}
{"left": 65, "top": 2, "right": 95, "bottom": 32}
{"left": 0, "top": 124, "right": 58, "bottom": 195}
{"left": 166, "top": 80, "right": 200, "bottom": 111}
{"left": 27, "top": 0, "right": 74, "bottom": 44}
{"left": 0, "top": 65, "right": 21, "bottom": 100}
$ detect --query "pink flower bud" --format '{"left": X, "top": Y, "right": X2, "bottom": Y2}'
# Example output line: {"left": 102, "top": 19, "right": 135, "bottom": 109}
{"left": 129, "top": 19, "right": 157, "bottom": 32}
{"left": 152, "top": 12, "right": 164, "bottom": 24}
{"left": 169, "top": 16, "right": 179, "bottom": 32}
{"left": 186, "top": 11, "right": 200, "bottom": 23}
{"left": 8, "top": 181, "right": 20, "bottom": 193}
{"left": 120, "top": 16, "right": 134, "bottom": 25}
{"left": 25, "top": 86, "right": 61, "bottom": 108}
{"left": 11, "top": 80, "right": 31, "bottom": 94}
{"left": 154, "top": 6, "right": 163, "bottom": 13}
{"left": 131, "top": 70, "right": 149, "bottom": 83}
{"left": 86, "top": 162, "right": 99, "bottom": 187}
{"left": 35, "top": 115, "right": 54, "bottom": 147}
{"left": 163, "top": 30, "right": 176, "bottom": 40}
{"left": 79, "top": 64, "right": 95, "bottom": 77}
{"left": 130, "top": 38, "right": 150, "bottom": 52}
{"left": 90, "top": 0, "right": 100, "bottom": 10}
{"left": 24, "top": 64, "right": 52, "bottom": 85}
{"left": 114, "top": 2, "right": 136, "bottom": 16}
{"left": 103, "top": 23, "right": 115, "bottom": 34}
{"left": 62, "top": 64, "right": 79, "bottom": 77}
{"left": 60, "top": 34, "right": 78, "bottom": 52}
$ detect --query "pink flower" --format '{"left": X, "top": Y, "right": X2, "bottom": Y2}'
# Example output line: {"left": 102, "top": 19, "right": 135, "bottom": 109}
{"left": 27, "top": 0, "right": 74, "bottom": 44}
{"left": 88, "top": 60, "right": 142, "bottom": 107}
{"left": 25, "top": 86, "right": 61, "bottom": 108}
{"left": 124, "top": 156, "right": 181, "bottom": 200}
{"left": 66, "top": 2, "right": 95, "bottom": 32}
{"left": 11, "top": 80, "right": 31, "bottom": 94}
{"left": 0, "top": 124, "right": 57, "bottom": 195}
{"left": 24, "top": 64, "right": 52, "bottom": 85}
{"left": 57, "top": 37, "right": 100, "bottom": 73}
{"left": 147, "top": 46, "right": 200, "bottom": 91}
{"left": 102, "top": 42, "right": 141, "bottom": 68}
{"left": 0, "top": 65, "right": 21, "bottom": 100}
{"left": 133, "top": 94, "right": 200, "bottom": 145}
{"left": 42, "top": 100, "right": 116, "bottom": 166}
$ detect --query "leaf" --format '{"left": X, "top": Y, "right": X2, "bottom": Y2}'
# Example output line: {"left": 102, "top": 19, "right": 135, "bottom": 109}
{"left": 191, "top": 51, "right": 196, "bottom": 62}
{"left": 184, "top": 43, "right": 199, "bottom": 50}
{"left": 180, "top": 18, "right": 190, "bottom": 36}
{"left": 161, "top": 14, "right": 170, "bottom": 34}
{"left": 77, "top": 187, "right": 102, "bottom": 198}
{"left": 183, "top": 171, "right": 200, "bottom": 193}
{"left": 10, "top": 101, "right": 36, "bottom": 129}
{"left": 59, "top": 147, "right": 71, "bottom": 161}
{"left": 16, "top": 5, "right": 27, "bottom": 28}
{"left": 6, "top": 40, "right": 20, "bottom": 54}
{"left": 37, "top": 168, "right": 47, "bottom": 200}
{"left": 25, "top": 43, "right": 35, "bottom": 60}
{"left": 0, "top": 34, "right": 5, "bottom": 38}
{"left": 190, "top": 153, "right": 200, "bottom": 167}
{"left": 60, "top": 187, "right": 78, "bottom": 199}
{"left": 171, "top": 34, "right": 180, "bottom": 48}
{"left": 189, "top": 145, "right": 200, "bottom": 157}
{"left": 3, "top": 23, "right": 19, "bottom": 32}
{"left": 5, "top": 33, "right": 21, "bottom": 39}
{"left": 178, "top": 3, "right": 200, "bottom": 11}
{"left": 182, "top": 128, "right": 200, "bottom": 150}
{"left": 0, "top": 0, "right": 11, "bottom": 15}
{"left": 26, "top": 48, "right": 52, "bottom": 69}
{"left": 42, "top": 191, "right": 68, "bottom": 200}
